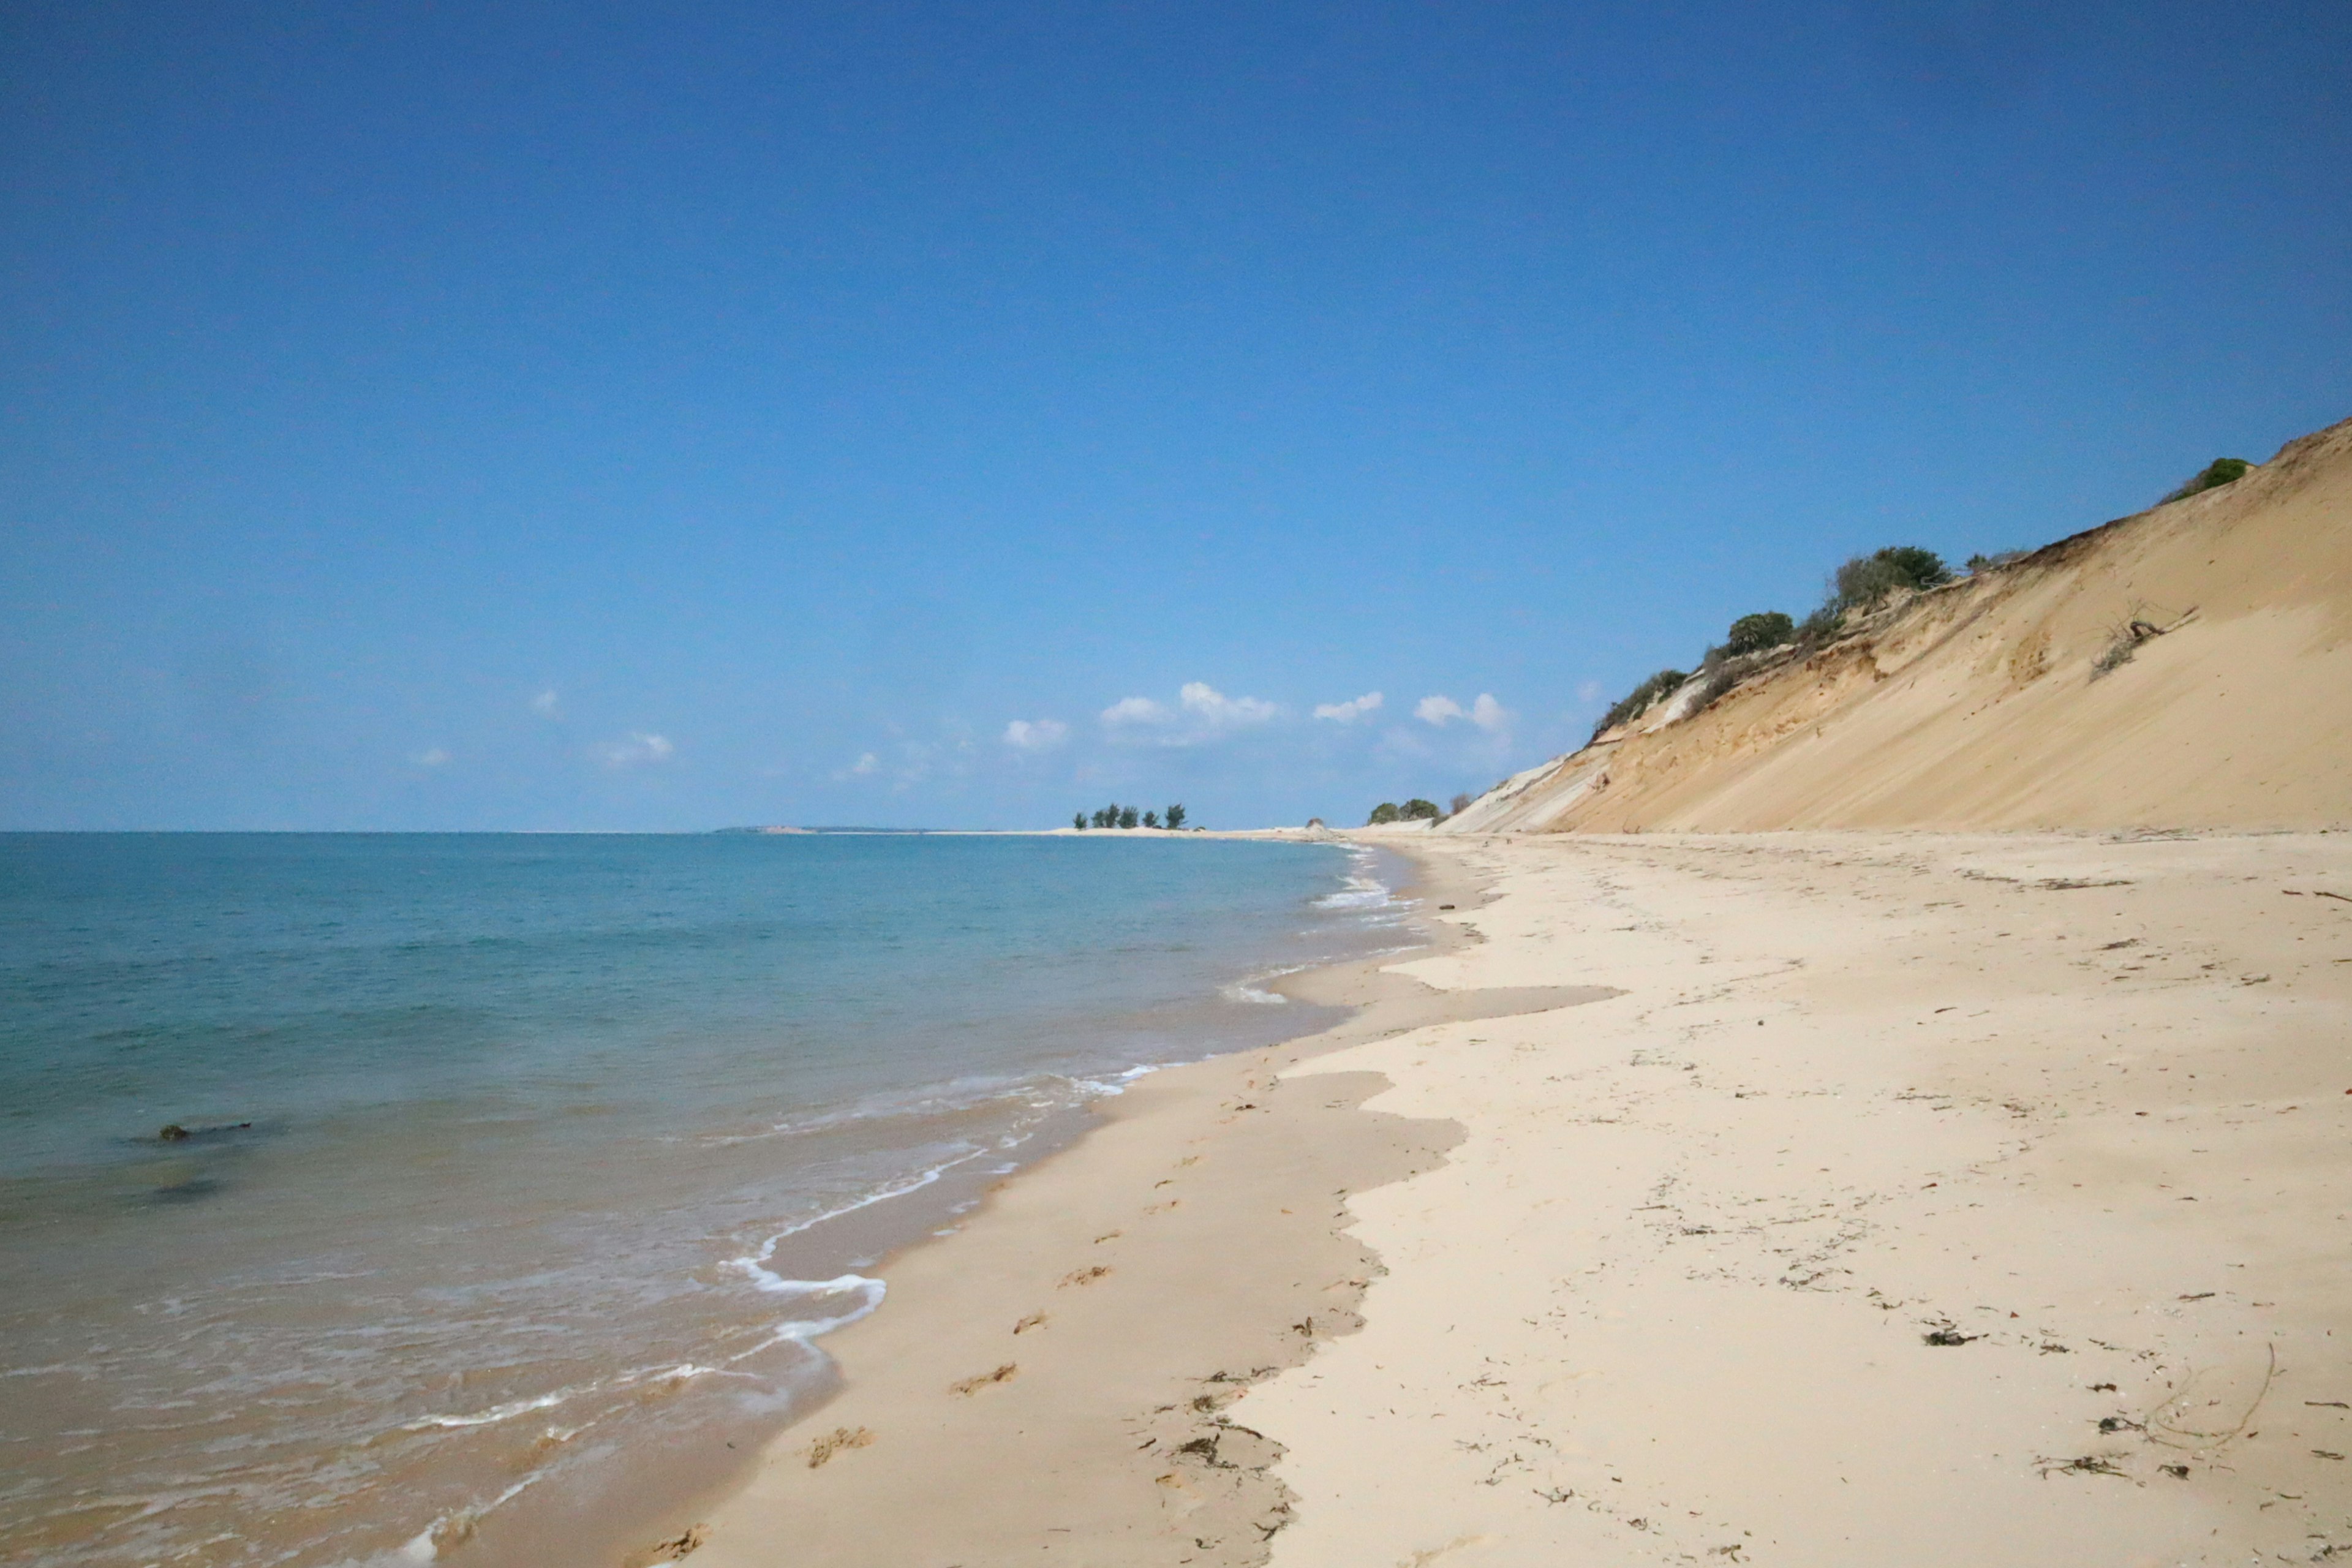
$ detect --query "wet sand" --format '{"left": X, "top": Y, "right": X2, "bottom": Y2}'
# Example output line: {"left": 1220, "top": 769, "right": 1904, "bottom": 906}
{"left": 649, "top": 829, "right": 2352, "bottom": 1567}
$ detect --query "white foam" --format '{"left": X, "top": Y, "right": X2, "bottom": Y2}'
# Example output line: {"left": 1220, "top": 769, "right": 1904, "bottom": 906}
{"left": 1220, "top": 982, "right": 1289, "bottom": 1005}
{"left": 403, "top": 1389, "right": 572, "bottom": 1431}
{"left": 743, "top": 1275, "right": 888, "bottom": 1347}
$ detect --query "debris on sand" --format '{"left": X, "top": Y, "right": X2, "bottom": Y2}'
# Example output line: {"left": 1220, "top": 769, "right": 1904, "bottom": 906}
{"left": 807, "top": 1427, "right": 873, "bottom": 1468}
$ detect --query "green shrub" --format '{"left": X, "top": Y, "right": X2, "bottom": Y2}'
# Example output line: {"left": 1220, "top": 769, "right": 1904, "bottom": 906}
{"left": 1796, "top": 603, "right": 1844, "bottom": 646}
{"left": 1367, "top": 802, "right": 1402, "bottom": 825}
{"left": 2160, "top": 458, "right": 2250, "bottom": 505}
{"left": 1164, "top": 803, "right": 1187, "bottom": 831}
{"left": 1142, "top": 810, "right": 1159, "bottom": 828}
{"left": 1401, "top": 799, "right": 1441, "bottom": 822}
{"left": 1724, "top": 611, "right": 1795, "bottom": 655}
{"left": 1072, "top": 812, "right": 1087, "bottom": 830}
{"left": 1832, "top": 546, "right": 1950, "bottom": 612}
{"left": 1118, "top": 805, "right": 1139, "bottom": 829}
{"left": 1591, "top": 668, "right": 1688, "bottom": 741}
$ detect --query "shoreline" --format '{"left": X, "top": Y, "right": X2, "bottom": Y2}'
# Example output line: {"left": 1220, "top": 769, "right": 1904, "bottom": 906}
{"left": 620, "top": 843, "right": 1609, "bottom": 1567}
{"left": 606, "top": 827, "right": 2352, "bottom": 1567}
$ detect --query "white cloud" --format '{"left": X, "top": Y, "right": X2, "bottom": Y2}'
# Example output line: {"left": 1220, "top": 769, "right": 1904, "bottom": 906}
{"left": 596, "top": 732, "right": 674, "bottom": 767}
{"left": 1413, "top": 693, "right": 1510, "bottom": 732}
{"left": 1576, "top": 679, "right": 1604, "bottom": 706}
{"left": 530, "top": 689, "right": 561, "bottom": 718}
{"left": 1003, "top": 718, "right": 1070, "bottom": 752}
{"left": 1102, "top": 682, "right": 1281, "bottom": 746}
{"left": 1313, "top": 691, "right": 1384, "bottom": 723}
{"left": 850, "top": 751, "right": 880, "bottom": 775}
{"left": 1179, "top": 681, "right": 1278, "bottom": 727}
{"left": 412, "top": 747, "right": 451, "bottom": 767}
{"left": 1101, "top": 695, "right": 1171, "bottom": 726}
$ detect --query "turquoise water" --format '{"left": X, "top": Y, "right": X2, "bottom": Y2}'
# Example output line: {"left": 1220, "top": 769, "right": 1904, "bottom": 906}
{"left": 0, "top": 832, "right": 1411, "bottom": 1567}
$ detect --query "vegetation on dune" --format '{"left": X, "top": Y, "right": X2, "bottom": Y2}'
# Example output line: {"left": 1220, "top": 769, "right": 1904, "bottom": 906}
{"left": 2160, "top": 457, "right": 2249, "bottom": 505}
{"left": 1722, "top": 611, "right": 1795, "bottom": 656}
{"left": 1831, "top": 546, "right": 1951, "bottom": 613}
{"left": 1795, "top": 603, "right": 1843, "bottom": 645}
{"left": 1590, "top": 668, "right": 1689, "bottom": 741}
{"left": 1572, "top": 447, "right": 2260, "bottom": 762}
{"left": 1366, "top": 801, "right": 1401, "bottom": 825}
{"left": 1365, "top": 798, "right": 1444, "bottom": 826}
{"left": 1589, "top": 545, "right": 1950, "bottom": 743}
{"left": 1449, "top": 791, "right": 1475, "bottom": 816}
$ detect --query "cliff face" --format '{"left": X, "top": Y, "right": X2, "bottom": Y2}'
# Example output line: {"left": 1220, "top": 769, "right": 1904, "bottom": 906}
{"left": 1447, "top": 414, "right": 2352, "bottom": 834}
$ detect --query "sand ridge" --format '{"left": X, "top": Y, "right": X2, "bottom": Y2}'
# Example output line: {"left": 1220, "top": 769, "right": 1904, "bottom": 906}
{"left": 1448, "top": 412, "right": 2352, "bottom": 834}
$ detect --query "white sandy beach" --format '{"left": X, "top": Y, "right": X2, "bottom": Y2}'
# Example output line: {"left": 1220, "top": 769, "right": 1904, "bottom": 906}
{"left": 646, "top": 827, "right": 2352, "bottom": 1566}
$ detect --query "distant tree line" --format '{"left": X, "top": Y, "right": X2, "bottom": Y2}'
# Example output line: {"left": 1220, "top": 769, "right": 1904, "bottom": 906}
{"left": 1073, "top": 802, "right": 1186, "bottom": 831}
{"left": 1365, "top": 799, "right": 1442, "bottom": 826}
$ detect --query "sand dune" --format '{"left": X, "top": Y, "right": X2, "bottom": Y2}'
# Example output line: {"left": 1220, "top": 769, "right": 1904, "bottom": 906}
{"left": 1449, "top": 413, "right": 2352, "bottom": 834}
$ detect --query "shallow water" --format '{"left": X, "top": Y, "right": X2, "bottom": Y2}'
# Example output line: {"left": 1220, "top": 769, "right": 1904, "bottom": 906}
{"left": 0, "top": 832, "right": 1411, "bottom": 1567}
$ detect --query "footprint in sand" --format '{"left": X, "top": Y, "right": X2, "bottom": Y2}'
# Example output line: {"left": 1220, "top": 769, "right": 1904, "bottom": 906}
{"left": 1060, "top": 1264, "right": 1112, "bottom": 1287}
{"left": 1013, "top": 1312, "right": 1047, "bottom": 1334}
{"left": 950, "top": 1363, "right": 1017, "bottom": 1396}
{"left": 806, "top": 1427, "right": 873, "bottom": 1468}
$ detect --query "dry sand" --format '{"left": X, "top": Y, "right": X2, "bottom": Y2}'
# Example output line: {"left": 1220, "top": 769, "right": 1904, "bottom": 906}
{"left": 652, "top": 829, "right": 2352, "bottom": 1567}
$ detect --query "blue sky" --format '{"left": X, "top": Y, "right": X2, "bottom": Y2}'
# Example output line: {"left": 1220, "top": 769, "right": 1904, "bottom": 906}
{"left": 2, "top": 1, "right": 2346, "bottom": 830}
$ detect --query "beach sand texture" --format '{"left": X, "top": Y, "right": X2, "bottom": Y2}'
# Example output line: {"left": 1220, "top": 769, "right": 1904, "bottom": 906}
{"left": 664, "top": 830, "right": 2352, "bottom": 1566}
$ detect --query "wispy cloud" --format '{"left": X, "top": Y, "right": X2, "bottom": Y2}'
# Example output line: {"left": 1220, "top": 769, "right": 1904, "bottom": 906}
{"left": 412, "top": 747, "right": 451, "bottom": 767}
{"left": 1102, "top": 682, "right": 1281, "bottom": 746}
{"left": 595, "top": 732, "right": 674, "bottom": 767}
{"left": 1101, "top": 695, "right": 1171, "bottom": 726}
{"left": 1416, "top": 693, "right": 1512, "bottom": 731}
{"left": 848, "top": 751, "right": 880, "bottom": 776}
{"left": 1577, "top": 679, "right": 1604, "bottom": 706}
{"left": 531, "top": 689, "right": 561, "bottom": 718}
{"left": 1313, "top": 690, "right": 1384, "bottom": 722}
{"left": 1180, "top": 681, "right": 1278, "bottom": 727}
{"left": 1003, "top": 718, "right": 1069, "bottom": 752}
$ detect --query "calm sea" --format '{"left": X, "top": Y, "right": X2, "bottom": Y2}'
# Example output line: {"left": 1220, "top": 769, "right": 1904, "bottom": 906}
{"left": 0, "top": 832, "right": 1411, "bottom": 1568}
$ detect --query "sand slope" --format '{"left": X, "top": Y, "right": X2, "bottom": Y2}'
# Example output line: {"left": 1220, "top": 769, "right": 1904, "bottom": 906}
{"left": 1449, "top": 414, "right": 2352, "bottom": 834}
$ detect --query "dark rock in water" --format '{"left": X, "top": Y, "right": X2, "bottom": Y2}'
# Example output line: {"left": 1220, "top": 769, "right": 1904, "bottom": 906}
{"left": 154, "top": 1120, "right": 255, "bottom": 1144}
